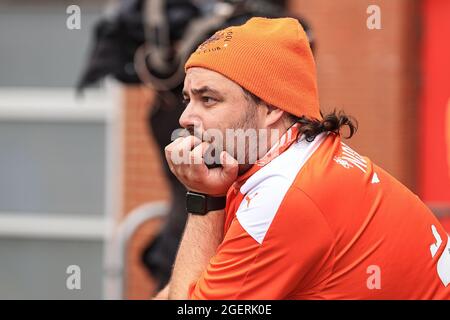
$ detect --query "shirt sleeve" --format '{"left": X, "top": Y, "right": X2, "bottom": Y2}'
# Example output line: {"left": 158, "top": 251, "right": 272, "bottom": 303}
{"left": 189, "top": 185, "right": 335, "bottom": 299}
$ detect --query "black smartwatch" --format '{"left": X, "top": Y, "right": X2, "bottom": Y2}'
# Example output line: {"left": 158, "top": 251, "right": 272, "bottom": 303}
{"left": 186, "top": 191, "right": 226, "bottom": 215}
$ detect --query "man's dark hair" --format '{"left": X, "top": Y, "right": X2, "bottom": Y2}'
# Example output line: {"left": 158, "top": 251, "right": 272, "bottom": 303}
{"left": 291, "top": 111, "right": 358, "bottom": 142}
{"left": 242, "top": 87, "right": 358, "bottom": 142}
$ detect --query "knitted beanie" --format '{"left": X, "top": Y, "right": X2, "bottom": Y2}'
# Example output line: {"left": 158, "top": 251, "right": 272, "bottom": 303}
{"left": 185, "top": 17, "right": 321, "bottom": 120}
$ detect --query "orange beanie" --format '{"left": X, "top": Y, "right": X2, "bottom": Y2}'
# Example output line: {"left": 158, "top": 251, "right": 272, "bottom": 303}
{"left": 184, "top": 17, "right": 322, "bottom": 120}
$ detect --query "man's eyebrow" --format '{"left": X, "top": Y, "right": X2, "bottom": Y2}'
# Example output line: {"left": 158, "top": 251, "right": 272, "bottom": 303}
{"left": 182, "top": 86, "right": 221, "bottom": 97}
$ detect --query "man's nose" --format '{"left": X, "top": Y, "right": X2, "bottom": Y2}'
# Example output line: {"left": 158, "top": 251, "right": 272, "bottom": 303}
{"left": 179, "top": 104, "right": 198, "bottom": 129}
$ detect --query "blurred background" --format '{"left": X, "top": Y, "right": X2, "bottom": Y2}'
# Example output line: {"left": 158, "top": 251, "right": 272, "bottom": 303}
{"left": 0, "top": 0, "right": 449, "bottom": 299}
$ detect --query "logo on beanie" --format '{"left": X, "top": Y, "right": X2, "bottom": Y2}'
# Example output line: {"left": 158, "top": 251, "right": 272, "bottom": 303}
{"left": 196, "top": 30, "right": 234, "bottom": 54}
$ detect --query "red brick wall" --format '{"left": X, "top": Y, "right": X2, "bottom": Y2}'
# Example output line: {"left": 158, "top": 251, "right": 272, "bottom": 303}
{"left": 120, "top": 86, "right": 170, "bottom": 299}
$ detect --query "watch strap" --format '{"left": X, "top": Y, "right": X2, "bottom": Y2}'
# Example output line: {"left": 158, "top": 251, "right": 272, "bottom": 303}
{"left": 186, "top": 191, "right": 226, "bottom": 215}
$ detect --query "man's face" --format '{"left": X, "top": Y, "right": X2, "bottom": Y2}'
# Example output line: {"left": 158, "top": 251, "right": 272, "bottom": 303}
{"left": 180, "top": 67, "right": 266, "bottom": 169}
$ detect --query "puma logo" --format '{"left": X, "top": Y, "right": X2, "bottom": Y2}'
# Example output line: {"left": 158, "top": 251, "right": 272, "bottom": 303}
{"left": 245, "top": 192, "right": 258, "bottom": 208}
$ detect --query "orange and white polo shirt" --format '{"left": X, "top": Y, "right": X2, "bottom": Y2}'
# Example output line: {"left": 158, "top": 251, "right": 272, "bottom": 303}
{"left": 189, "top": 124, "right": 450, "bottom": 299}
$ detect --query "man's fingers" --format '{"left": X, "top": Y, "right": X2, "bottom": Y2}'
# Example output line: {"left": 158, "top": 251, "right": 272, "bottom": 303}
{"left": 166, "top": 135, "right": 202, "bottom": 165}
{"left": 164, "top": 137, "right": 183, "bottom": 172}
{"left": 220, "top": 151, "right": 239, "bottom": 179}
{"left": 165, "top": 136, "right": 184, "bottom": 152}
{"left": 190, "top": 142, "right": 210, "bottom": 165}
{"left": 176, "top": 135, "right": 202, "bottom": 155}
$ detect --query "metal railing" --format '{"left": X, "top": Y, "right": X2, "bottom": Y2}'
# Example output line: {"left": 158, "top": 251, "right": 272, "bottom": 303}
{"left": 103, "top": 201, "right": 169, "bottom": 299}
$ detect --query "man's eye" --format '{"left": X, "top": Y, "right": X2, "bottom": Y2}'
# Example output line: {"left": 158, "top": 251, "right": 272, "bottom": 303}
{"left": 201, "top": 97, "right": 216, "bottom": 104}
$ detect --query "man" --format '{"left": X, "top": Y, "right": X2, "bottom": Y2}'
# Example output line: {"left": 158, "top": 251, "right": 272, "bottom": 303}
{"left": 140, "top": 2, "right": 314, "bottom": 292}
{"left": 158, "top": 17, "right": 450, "bottom": 299}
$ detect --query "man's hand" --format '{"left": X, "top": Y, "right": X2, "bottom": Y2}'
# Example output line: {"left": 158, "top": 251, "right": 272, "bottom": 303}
{"left": 164, "top": 135, "right": 236, "bottom": 299}
{"left": 165, "top": 135, "right": 238, "bottom": 196}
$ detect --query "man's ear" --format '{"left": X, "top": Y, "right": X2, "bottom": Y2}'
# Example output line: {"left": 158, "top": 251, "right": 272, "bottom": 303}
{"left": 263, "top": 104, "right": 285, "bottom": 127}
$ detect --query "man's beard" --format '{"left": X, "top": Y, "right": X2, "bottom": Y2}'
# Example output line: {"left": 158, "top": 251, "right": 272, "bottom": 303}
{"left": 228, "top": 104, "right": 259, "bottom": 175}
{"left": 185, "top": 103, "right": 261, "bottom": 175}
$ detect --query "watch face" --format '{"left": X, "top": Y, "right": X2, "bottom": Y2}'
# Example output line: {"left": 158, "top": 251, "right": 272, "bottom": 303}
{"left": 186, "top": 192, "right": 206, "bottom": 214}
